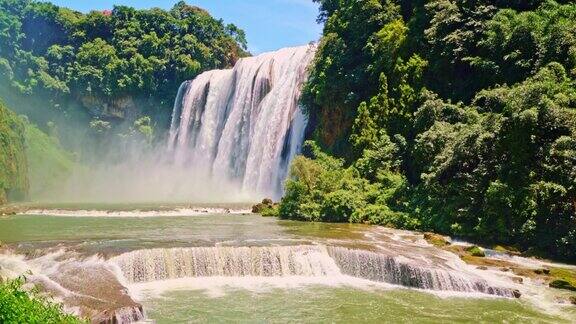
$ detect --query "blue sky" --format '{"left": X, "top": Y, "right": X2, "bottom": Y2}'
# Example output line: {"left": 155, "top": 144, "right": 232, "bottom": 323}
{"left": 48, "top": 0, "right": 323, "bottom": 54}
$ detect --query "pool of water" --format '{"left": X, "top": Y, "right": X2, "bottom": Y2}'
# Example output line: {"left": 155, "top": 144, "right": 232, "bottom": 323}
{"left": 141, "top": 286, "right": 562, "bottom": 323}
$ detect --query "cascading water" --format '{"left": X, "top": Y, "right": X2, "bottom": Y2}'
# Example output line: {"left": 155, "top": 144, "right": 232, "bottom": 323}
{"left": 110, "top": 245, "right": 515, "bottom": 297}
{"left": 168, "top": 45, "right": 316, "bottom": 199}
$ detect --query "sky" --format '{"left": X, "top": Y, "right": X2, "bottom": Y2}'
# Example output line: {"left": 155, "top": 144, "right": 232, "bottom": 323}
{"left": 47, "top": 0, "right": 323, "bottom": 54}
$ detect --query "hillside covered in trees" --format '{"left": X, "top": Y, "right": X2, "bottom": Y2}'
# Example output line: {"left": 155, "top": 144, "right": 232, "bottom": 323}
{"left": 0, "top": 0, "right": 247, "bottom": 138}
{"left": 0, "top": 0, "right": 248, "bottom": 203}
{"left": 279, "top": 0, "right": 576, "bottom": 261}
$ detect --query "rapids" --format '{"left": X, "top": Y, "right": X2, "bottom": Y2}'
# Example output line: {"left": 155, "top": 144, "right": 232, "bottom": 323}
{"left": 2, "top": 208, "right": 574, "bottom": 323}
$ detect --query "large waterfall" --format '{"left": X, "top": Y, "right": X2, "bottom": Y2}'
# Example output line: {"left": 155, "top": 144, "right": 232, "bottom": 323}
{"left": 168, "top": 45, "right": 316, "bottom": 199}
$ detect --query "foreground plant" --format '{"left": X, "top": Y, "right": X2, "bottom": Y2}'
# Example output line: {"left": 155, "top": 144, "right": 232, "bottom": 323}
{"left": 0, "top": 276, "right": 83, "bottom": 324}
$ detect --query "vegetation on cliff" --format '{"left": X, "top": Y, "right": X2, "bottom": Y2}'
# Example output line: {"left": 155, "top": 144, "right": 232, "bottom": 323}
{"left": 0, "top": 0, "right": 247, "bottom": 132}
{"left": 0, "top": 98, "right": 75, "bottom": 204}
{"left": 0, "top": 99, "right": 28, "bottom": 204}
{"left": 281, "top": 0, "right": 576, "bottom": 261}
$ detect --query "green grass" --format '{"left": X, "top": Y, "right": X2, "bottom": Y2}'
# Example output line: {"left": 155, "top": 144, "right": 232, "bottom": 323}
{"left": 0, "top": 277, "right": 83, "bottom": 323}
{"left": 23, "top": 121, "right": 76, "bottom": 199}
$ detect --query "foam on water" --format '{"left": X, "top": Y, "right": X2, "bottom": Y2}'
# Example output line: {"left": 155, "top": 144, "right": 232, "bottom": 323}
{"left": 168, "top": 45, "right": 316, "bottom": 199}
{"left": 23, "top": 207, "right": 252, "bottom": 217}
{"left": 109, "top": 245, "right": 514, "bottom": 298}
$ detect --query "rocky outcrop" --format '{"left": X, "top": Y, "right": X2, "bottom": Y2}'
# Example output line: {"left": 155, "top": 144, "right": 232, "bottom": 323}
{"left": 423, "top": 232, "right": 451, "bottom": 247}
{"left": 549, "top": 279, "right": 576, "bottom": 291}
{"left": 252, "top": 198, "right": 274, "bottom": 213}
{"left": 31, "top": 261, "right": 145, "bottom": 323}
{"left": 80, "top": 95, "right": 138, "bottom": 120}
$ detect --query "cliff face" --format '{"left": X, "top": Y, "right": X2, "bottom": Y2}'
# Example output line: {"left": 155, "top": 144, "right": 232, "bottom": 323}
{"left": 0, "top": 100, "right": 29, "bottom": 204}
{"left": 79, "top": 95, "right": 139, "bottom": 120}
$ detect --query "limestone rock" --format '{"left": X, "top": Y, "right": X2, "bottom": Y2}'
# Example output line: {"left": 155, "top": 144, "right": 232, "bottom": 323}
{"left": 423, "top": 233, "right": 451, "bottom": 247}
{"left": 80, "top": 94, "right": 138, "bottom": 120}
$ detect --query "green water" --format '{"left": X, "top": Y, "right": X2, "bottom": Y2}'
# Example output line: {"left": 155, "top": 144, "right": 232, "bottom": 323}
{"left": 0, "top": 211, "right": 573, "bottom": 323}
{"left": 143, "top": 287, "right": 562, "bottom": 323}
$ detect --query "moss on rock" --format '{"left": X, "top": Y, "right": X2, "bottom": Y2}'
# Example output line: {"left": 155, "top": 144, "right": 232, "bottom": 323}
{"left": 466, "top": 246, "right": 485, "bottom": 257}
{"left": 549, "top": 279, "right": 576, "bottom": 291}
{"left": 423, "top": 232, "right": 451, "bottom": 247}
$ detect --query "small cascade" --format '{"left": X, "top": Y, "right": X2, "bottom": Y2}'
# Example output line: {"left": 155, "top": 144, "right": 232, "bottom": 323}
{"left": 110, "top": 245, "right": 514, "bottom": 298}
{"left": 327, "top": 247, "right": 515, "bottom": 297}
{"left": 111, "top": 246, "right": 340, "bottom": 283}
{"left": 168, "top": 45, "right": 316, "bottom": 199}
{"left": 0, "top": 251, "right": 145, "bottom": 324}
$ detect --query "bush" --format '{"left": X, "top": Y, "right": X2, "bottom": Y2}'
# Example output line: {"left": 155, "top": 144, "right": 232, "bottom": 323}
{"left": 0, "top": 277, "right": 82, "bottom": 323}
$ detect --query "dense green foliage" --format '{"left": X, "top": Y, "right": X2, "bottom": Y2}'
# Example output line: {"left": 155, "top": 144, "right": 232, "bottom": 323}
{"left": 0, "top": 99, "right": 28, "bottom": 204}
{"left": 0, "top": 98, "right": 75, "bottom": 204}
{"left": 283, "top": 0, "right": 576, "bottom": 260}
{"left": 0, "top": 0, "right": 247, "bottom": 127}
{"left": 0, "top": 277, "right": 82, "bottom": 323}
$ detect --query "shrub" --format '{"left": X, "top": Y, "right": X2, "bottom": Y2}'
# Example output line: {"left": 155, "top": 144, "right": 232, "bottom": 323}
{"left": 0, "top": 277, "right": 82, "bottom": 323}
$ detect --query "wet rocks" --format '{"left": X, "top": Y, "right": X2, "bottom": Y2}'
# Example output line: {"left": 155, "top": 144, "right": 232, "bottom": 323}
{"left": 252, "top": 198, "right": 274, "bottom": 213}
{"left": 549, "top": 279, "right": 576, "bottom": 291}
{"left": 534, "top": 268, "right": 550, "bottom": 275}
{"left": 423, "top": 232, "right": 451, "bottom": 247}
{"left": 465, "top": 246, "right": 485, "bottom": 257}
{"left": 92, "top": 305, "right": 144, "bottom": 324}
{"left": 512, "top": 289, "right": 522, "bottom": 298}
{"left": 31, "top": 261, "right": 145, "bottom": 323}
{"left": 570, "top": 296, "right": 576, "bottom": 305}
{"left": 252, "top": 199, "right": 279, "bottom": 216}
{"left": 511, "top": 276, "right": 523, "bottom": 284}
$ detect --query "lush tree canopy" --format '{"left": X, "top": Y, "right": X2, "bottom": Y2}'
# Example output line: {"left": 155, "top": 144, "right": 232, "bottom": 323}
{"left": 0, "top": 98, "right": 28, "bottom": 203}
{"left": 0, "top": 0, "right": 247, "bottom": 123}
{"left": 282, "top": 0, "right": 576, "bottom": 261}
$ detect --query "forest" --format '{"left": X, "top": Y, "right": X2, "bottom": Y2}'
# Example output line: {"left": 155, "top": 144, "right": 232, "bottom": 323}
{"left": 0, "top": 0, "right": 575, "bottom": 261}
{"left": 0, "top": 0, "right": 247, "bottom": 131}
{"left": 0, "top": 0, "right": 247, "bottom": 202}
{"left": 278, "top": 0, "right": 576, "bottom": 261}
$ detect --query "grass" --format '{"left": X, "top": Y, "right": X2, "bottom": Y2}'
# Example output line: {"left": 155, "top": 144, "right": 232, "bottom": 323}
{"left": 24, "top": 121, "right": 76, "bottom": 199}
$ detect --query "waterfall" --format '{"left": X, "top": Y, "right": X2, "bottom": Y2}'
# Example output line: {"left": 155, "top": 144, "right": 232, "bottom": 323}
{"left": 110, "top": 246, "right": 515, "bottom": 297}
{"left": 111, "top": 246, "right": 340, "bottom": 283}
{"left": 168, "top": 45, "right": 316, "bottom": 199}
{"left": 327, "top": 247, "right": 514, "bottom": 297}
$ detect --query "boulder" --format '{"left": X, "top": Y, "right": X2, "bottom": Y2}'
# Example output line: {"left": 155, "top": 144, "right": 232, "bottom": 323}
{"left": 570, "top": 296, "right": 576, "bottom": 305}
{"left": 252, "top": 198, "right": 275, "bottom": 214}
{"left": 423, "top": 233, "right": 451, "bottom": 247}
{"left": 511, "top": 276, "right": 523, "bottom": 284}
{"left": 465, "top": 246, "right": 485, "bottom": 257}
{"left": 549, "top": 279, "right": 576, "bottom": 291}
{"left": 534, "top": 268, "right": 550, "bottom": 275}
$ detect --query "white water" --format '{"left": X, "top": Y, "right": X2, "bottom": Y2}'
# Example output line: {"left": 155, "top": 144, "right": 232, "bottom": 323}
{"left": 109, "top": 245, "right": 514, "bottom": 297}
{"left": 23, "top": 207, "right": 252, "bottom": 217}
{"left": 168, "top": 45, "right": 316, "bottom": 199}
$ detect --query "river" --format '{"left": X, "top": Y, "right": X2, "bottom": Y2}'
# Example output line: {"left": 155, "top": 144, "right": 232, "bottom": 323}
{"left": 0, "top": 205, "right": 574, "bottom": 323}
